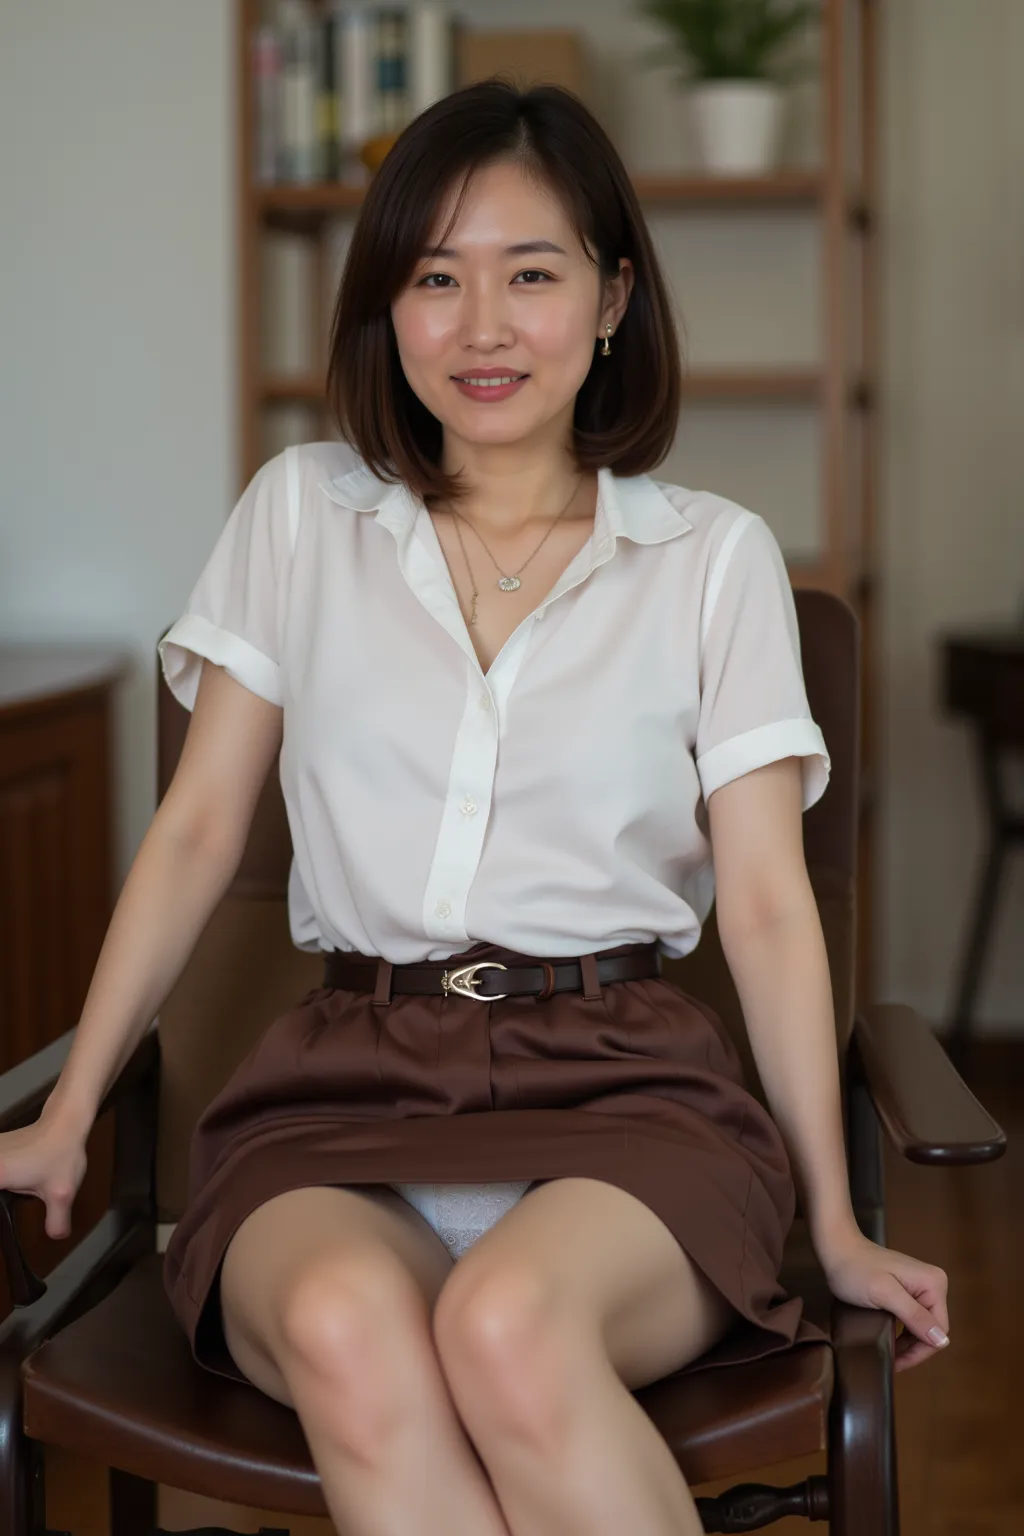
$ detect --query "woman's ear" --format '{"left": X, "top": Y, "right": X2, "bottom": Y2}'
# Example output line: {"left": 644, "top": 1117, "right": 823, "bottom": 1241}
{"left": 603, "top": 258, "right": 634, "bottom": 332}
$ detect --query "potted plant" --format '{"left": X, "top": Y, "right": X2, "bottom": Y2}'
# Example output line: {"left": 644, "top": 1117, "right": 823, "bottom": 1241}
{"left": 633, "top": 0, "right": 820, "bottom": 175}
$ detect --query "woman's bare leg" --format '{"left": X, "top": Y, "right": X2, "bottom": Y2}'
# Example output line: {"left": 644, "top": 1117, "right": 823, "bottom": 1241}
{"left": 218, "top": 1182, "right": 514, "bottom": 1535}
{"left": 432, "top": 1177, "right": 741, "bottom": 1536}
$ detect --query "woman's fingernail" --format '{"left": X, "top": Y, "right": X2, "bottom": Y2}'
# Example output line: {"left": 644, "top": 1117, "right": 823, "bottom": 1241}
{"left": 928, "top": 1327, "right": 949, "bottom": 1347}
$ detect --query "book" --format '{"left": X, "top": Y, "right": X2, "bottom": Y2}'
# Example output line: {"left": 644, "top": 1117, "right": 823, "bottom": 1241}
{"left": 255, "top": 4, "right": 460, "bottom": 187}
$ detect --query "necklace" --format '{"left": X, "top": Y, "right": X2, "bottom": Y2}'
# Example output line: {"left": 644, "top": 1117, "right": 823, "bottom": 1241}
{"left": 442, "top": 474, "right": 585, "bottom": 627}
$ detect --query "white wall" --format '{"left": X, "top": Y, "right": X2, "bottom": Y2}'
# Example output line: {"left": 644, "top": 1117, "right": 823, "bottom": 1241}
{"left": 2, "top": 0, "right": 1021, "bottom": 1031}
{"left": 879, "top": 0, "right": 1024, "bottom": 1033}
{"left": 0, "top": 0, "right": 235, "bottom": 881}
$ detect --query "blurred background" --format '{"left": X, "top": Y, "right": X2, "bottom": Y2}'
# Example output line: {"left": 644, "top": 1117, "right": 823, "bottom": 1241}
{"left": 1, "top": 1, "right": 1021, "bottom": 1531}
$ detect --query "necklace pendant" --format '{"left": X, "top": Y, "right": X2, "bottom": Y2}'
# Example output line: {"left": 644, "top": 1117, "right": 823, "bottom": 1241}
{"left": 497, "top": 575, "right": 521, "bottom": 592}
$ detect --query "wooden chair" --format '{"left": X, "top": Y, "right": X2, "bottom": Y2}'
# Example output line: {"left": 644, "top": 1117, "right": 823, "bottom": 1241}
{"left": 0, "top": 590, "right": 1006, "bottom": 1535}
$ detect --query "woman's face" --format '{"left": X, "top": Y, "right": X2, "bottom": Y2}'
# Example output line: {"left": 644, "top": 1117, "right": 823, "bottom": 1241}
{"left": 390, "top": 160, "right": 632, "bottom": 457}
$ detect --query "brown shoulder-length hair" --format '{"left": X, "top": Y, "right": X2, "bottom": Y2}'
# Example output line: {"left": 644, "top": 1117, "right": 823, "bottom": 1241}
{"left": 325, "top": 77, "right": 685, "bottom": 509}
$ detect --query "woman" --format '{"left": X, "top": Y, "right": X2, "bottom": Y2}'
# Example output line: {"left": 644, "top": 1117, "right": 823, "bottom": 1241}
{"left": 10, "top": 80, "right": 947, "bottom": 1536}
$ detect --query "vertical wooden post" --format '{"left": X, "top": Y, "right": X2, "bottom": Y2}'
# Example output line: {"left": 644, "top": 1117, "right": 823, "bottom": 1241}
{"left": 858, "top": 0, "right": 881, "bottom": 1007}
{"left": 238, "top": 0, "right": 261, "bottom": 489}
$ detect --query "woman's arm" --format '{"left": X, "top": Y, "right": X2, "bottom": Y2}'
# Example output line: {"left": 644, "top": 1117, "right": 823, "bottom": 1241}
{"left": 706, "top": 755, "right": 859, "bottom": 1252}
{"left": 707, "top": 760, "right": 950, "bottom": 1377}
{"left": 44, "top": 661, "right": 284, "bottom": 1134}
{"left": 719, "top": 896, "right": 857, "bottom": 1252}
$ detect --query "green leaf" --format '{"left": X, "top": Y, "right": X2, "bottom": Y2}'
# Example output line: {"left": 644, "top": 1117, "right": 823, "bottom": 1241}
{"left": 632, "top": 0, "right": 820, "bottom": 82}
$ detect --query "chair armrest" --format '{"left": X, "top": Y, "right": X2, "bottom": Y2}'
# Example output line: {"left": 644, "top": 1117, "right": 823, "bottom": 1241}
{"left": 0, "top": 1025, "right": 160, "bottom": 1307}
{"left": 0, "top": 1208, "right": 153, "bottom": 1366}
{"left": 0, "top": 1022, "right": 159, "bottom": 1135}
{"left": 853, "top": 1004, "right": 1007, "bottom": 1166}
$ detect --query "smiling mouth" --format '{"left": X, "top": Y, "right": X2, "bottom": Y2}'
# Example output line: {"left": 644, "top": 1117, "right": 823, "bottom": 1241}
{"left": 451, "top": 373, "right": 529, "bottom": 382}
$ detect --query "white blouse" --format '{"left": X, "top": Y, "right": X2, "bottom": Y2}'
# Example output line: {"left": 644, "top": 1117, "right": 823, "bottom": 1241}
{"left": 158, "top": 440, "right": 831, "bottom": 965}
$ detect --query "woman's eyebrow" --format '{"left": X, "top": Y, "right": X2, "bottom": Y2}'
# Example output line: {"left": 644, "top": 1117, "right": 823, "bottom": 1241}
{"left": 419, "top": 239, "right": 568, "bottom": 259}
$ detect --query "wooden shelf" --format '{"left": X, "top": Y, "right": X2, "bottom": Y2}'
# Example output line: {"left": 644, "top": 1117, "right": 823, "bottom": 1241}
{"left": 255, "top": 181, "right": 367, "bottom": 230}
{"left": 684, "top": 371, "right": 875, "bottom": 407}
{"left": 262, "top": 373, "right": 327, "bottom": 403}
{"left": 254, "top": 172, "right": 868, "bottom": 232}
{"left": 682, "top": 369, "right": 822, "bottom": 402}
{"left": 635, "top": 170, "right": 826, "bottom": 203}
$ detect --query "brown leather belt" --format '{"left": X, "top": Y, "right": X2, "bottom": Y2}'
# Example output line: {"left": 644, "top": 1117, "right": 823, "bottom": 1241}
{"left": 322, "top": 941, "right": 661, "bottom": 1003}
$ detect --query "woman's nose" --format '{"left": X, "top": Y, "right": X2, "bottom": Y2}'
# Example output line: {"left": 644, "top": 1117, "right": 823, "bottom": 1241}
{"left": 459, "top": 284, "right": 514, "bottom": 347}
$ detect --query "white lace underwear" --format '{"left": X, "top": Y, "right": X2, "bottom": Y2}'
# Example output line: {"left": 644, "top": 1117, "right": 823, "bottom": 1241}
{"left": 390, "top": 1180, "right": 532, "bottom": 1259}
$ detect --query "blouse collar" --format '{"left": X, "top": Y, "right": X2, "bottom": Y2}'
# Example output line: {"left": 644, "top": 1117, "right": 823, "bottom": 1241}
{"left": 318, "top": 460, "right": 693, "bottom": 553}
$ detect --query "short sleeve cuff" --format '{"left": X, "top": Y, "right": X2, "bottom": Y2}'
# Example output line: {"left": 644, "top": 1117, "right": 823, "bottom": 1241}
{"left": 158, "top": 612, "right": 282, "bottom": 712}
{"left": 697, "top": 718, "right": 831, "bottom": 813}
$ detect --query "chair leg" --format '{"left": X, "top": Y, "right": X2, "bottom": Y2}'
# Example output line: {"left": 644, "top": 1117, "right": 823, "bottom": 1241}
{"left": 26, "top": 1440, "right": 61, "bottom": 1536}
{"left": 831, "top": 1060, "right": 900, "bottom": 1535}
{"left": 827, "top": 1306, "right": 899, "bottom": 1536}
{"left": 109, "top": 1466, "right": 156, "bottom": 1535}
{"left": 0, "top": 1350, "right": 63, "bottom": 1536}
{"left": 694, "top": 1476, "right": 829, "bottom": 1529}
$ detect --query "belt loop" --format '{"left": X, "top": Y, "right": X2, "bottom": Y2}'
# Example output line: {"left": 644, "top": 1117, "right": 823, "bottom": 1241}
{"left": 535, "top": 962, "right": 556, "bottom": 1001}
{"left": 372, "top": 959, "right": 394, "bottom": 1008}
{"left": 579, "top": 952, "right": 602, "bottom": 1001}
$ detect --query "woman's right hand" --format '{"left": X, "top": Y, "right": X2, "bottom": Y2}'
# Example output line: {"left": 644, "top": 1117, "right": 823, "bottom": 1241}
{"left": 0, "top": 1102, "right": 89, "bottom": 1241}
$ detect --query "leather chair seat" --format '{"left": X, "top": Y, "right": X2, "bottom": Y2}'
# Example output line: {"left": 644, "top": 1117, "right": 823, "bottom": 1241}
{"left": 22, "top": 1226, "right": 834, "bottom": 1513}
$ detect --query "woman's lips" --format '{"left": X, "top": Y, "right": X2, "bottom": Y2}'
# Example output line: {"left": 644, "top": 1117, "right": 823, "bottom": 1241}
{"left": 452, "top": 374, "right": 529, "bottom": 402}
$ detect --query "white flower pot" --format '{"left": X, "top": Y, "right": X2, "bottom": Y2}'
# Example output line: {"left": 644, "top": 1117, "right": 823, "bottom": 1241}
{"left": 687, "top": 81, "right": 785, "bottom": 175}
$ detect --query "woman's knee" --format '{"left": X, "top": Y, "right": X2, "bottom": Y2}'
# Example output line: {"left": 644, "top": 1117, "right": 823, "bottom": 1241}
{"left": 278, "top": 1248, "right": 428, "bottom": 1369}
{"left": 274, "top": 1252, "right": 438, "bottom": 1454}
{"left": 433, "top": 1264, "right": 579, "bottom": 1442}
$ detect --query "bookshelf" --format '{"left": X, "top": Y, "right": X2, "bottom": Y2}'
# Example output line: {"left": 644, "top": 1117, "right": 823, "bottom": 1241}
{"left": 236, "top": 0, "right": 881, "bottom": 1003}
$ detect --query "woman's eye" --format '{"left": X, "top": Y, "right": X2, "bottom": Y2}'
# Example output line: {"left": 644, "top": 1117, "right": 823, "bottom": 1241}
{"left": 418, "top": 270, "right": 552, "bottom": 289}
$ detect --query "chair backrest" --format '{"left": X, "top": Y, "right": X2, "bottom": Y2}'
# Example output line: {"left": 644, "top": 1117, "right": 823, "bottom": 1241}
{"left": 155, "top": 588, "right": 860, "bottom": 1224}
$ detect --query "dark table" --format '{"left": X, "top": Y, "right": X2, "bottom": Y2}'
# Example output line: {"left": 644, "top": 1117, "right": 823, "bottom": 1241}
{"left": 940, "top": 623, "right": 1024, "bottom": 1058}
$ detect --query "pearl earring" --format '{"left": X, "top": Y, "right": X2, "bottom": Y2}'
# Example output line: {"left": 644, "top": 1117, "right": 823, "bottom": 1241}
{"left": 600, "top": 323, "right": 612, "bottom": 357}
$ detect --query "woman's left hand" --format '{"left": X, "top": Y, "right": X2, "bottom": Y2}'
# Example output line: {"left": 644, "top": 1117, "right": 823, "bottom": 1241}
{"left": 817, "top": 1230, "right": 949, "bottom": 1372}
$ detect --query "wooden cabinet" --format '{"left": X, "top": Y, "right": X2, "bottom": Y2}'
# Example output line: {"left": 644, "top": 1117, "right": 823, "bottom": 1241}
{"left": 0, "top": 643, "right": 131, "bottom": 1303}
{"left": 0, "top": 644, "right": 131, "bottom": 1070}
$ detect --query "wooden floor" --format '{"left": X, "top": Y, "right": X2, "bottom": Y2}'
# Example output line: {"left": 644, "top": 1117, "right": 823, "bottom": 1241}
{"left": 884, "top": 1040, "right": 1022, "bottom": 1534}
{"left": 40, "top": 1040, "right": 1021, "bottom": 1536}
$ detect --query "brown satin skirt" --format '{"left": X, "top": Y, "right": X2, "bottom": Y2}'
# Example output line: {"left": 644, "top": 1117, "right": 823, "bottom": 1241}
{"left": 163, "top": 938, "right": 830, "bottom": 1387}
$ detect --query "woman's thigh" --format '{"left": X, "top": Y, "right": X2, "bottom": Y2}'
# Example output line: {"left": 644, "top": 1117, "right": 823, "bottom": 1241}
{"left": 436, "top": 1176, "right": 740, "bottom": 1392}
{"left": 219, "top": 1182, "right": 455, "bottom": 1407}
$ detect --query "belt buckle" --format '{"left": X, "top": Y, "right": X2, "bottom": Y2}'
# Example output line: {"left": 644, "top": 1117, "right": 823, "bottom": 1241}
{"left": 441, "top": 960, "right": 508, "bottom": 1000}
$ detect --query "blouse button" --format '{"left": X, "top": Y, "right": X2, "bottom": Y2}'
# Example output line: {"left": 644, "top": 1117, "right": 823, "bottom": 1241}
{"left": 478, "top": 692, "right": 492, "bottom": 709}
{"left": 460, "top": 796, "right": 477, "bottom": 816}
{"left": 435, "top": 899, "right": 452, "bottom": 918}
